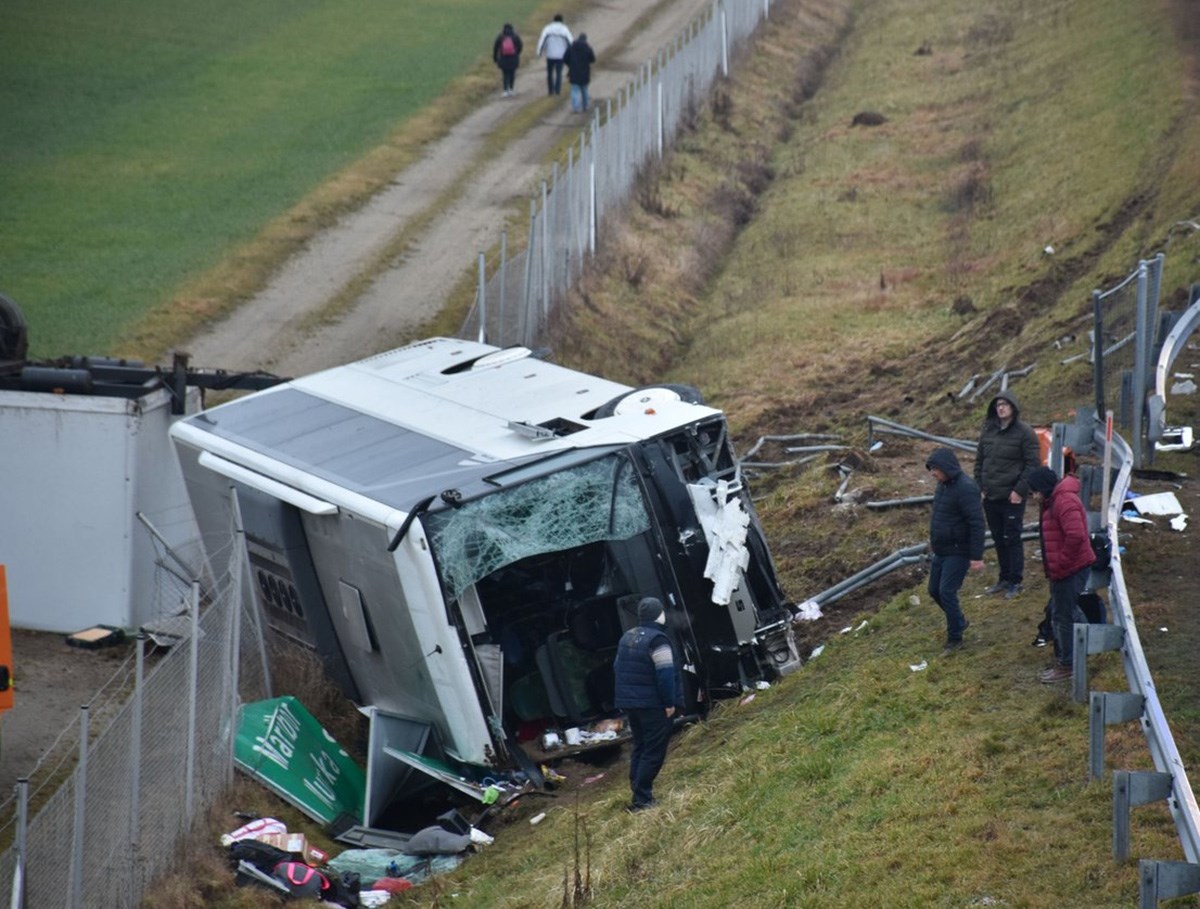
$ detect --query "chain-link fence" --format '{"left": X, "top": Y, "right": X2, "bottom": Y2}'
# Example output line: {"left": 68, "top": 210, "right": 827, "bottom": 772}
{"left": 460, "top": 0, "right": 771, "bottom": 348}
{"left": 0, "top": 540, "right": 269, "bottom": 908}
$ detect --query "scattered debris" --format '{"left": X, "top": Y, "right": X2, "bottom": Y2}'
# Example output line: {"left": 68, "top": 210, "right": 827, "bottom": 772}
{"left": 909, "top": 660, "right": 928, "bottom": 672}
{"left": 65, "top": 624, "right": 125, "bottom": 650}
{"left": 866, "top": 494, "right": 934, "bottom": 511}
{"left": 1130, "top": 491, "right": 1184, "bottom": 516}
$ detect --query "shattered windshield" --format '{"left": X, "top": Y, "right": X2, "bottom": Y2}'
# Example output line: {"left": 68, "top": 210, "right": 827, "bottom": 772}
{"left": 424, "top": 453, "right": 651, "bottom": 599}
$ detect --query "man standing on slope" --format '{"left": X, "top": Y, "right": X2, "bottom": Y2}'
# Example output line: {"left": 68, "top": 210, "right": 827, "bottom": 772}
{"left": 613, "top": 597, "right": 680, "bottom": 812}
{"left": 926, "top": 448, "right": 986, "bottom": 653}
{"left": 536, "top": 13, "right": 573, "bottom": 96}
{"left": 974, "top": 390, "right": 1041, "bottom": 599}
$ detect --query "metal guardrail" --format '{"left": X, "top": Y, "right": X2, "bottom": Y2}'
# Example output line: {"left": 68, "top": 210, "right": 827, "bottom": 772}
{"left": 1083, "top": 427, "right": 1200, "bottom": 905}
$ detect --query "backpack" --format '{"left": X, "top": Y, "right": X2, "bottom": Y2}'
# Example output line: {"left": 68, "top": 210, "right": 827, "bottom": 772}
{"left": 500, "top": 34, "right": 516, "bottom": 56}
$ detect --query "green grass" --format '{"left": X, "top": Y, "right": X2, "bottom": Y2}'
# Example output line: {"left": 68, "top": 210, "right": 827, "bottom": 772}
{"left": 0, "top": 0, "right": 549, "bottom": 358}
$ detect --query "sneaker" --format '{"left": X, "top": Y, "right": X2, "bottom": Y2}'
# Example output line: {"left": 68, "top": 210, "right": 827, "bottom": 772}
{"left": 1039, "top": 665, "right": 1072, "bottom": 683}
{"left": 1031, "top": 634, "right": 1048, "bottom": 647}
{"left": 1004, "top": 583, "right": 1024, "bottom": 599}
{"left": 627, "top": 799, "right": 658, "bottom": 813}
{"left": 984, "top": 582, "right": 1007, "bottom": 596}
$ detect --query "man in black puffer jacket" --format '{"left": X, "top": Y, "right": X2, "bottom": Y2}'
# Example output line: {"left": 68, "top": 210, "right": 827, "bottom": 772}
{"left": 974, "top": 390, "right": 1041, "bottom": 599}
{"left": 926, "top": 448, "right": 986, "bottom": 652}
{"left": 613, "top": 596, "right": 680, "bottom": 812}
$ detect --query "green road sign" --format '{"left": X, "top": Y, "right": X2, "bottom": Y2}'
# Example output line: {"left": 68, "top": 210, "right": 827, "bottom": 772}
{"left": 235, "top": 696, "right": 365, "bottom": 825}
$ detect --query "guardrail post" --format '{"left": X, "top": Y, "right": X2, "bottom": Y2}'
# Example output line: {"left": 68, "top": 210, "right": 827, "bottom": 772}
{"left": 1072, "top": 622, "right": 1125, "bottom": 702}
{"left": 1089, "top": 692, "right": 1144, "bottom": 780}
{"left": 1114, "top": 771, "right": 1173, "bottom": 861}
{"left": 1139, "top": 860, "right": 1200, "bottom": 907}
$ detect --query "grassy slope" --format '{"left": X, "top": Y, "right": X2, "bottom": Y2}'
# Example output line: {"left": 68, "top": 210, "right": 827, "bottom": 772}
{"left": 0, "top": 0, "right": 551, "bottom": 359}
{"left": 404, "top": 0, "right": 1200, "bottom": 906}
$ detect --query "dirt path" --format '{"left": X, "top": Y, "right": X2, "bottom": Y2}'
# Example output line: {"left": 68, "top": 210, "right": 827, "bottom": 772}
{"left": 181, "top": 0, "right": 715, "bottom": 379}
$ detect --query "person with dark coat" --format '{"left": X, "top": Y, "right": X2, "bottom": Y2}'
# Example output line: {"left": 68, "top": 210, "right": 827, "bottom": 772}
{"left": 493, "top": 24, "right": 524, "bottom": 97}
{"left": 1028, "top": 467, "right": 1095, "bottom": 683}
{"left": 563, "top": 33, "right": 595, "bottom": 113}
{"left": 926, "top": 448, "right": 986, "bottom": 652}
{"left": 974, "top": 390, "right": 1042, "bottom": 599}
{"left": 613, "top": 596, "right": 680, "bottom": 811}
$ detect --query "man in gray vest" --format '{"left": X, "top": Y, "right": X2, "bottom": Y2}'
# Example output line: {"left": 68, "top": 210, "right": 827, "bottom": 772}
{"left": 613, "top": 596, "right": 679, "bottom": 812}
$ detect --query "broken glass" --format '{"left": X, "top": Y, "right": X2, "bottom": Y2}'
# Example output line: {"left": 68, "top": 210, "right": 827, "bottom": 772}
{"left": 425, "top": 454, "right": 651, "bottom": 599}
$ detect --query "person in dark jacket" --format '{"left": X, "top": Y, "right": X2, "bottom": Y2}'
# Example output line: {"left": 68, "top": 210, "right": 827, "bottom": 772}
{"left": 1028, "top": 467, "right": 1095, "bottom": 683}
{"left": 493, "top": 24, "right": 524, "bottom": 97}
{"left": 613, "top": 596, "right": 679, "bottom": 811}
{"left": 563, "top": 33, "right": 595, "bottom": 112}
{"left": 926, "top": 448, "right": 986, "bottom": 652}
{"left": 974, "top": 391, "right": 1041, "bottom": 599}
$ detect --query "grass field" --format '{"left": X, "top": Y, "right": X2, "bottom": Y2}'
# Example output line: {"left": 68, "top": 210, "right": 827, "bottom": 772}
{"left": 0, "top": 0, "right": 548, "bottom": 358}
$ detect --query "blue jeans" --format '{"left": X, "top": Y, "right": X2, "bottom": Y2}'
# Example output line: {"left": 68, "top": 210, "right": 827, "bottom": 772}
{"left": 1050, "top": 567, "right": 1090, "bottom": 668}
{"left": 627, "top": 707, "right": 672, "bottom": 807}
{"left": 546, "top": 59, "right": 564, "bottom": 94}
{"left": 929, "top": 554, "right": 969, "bottom": 640}
{"left": 570, "top": 82, "right": 589, "bottom": 112}
{"left": 983, "top": 497, "right": 1026, "bottom": 585}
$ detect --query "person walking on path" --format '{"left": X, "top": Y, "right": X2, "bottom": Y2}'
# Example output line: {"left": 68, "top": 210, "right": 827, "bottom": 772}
{"left": 926, "top": 448, "right": 986, "bottom": 653}
{"left": 536, "top": 14, "right": 573, "bottom": 96}
{"left": 613, "top": 596, "right": 680, "bottom": 812}
{"left": 974, "top": 390, "right": 1041, "bottom": 599}
{"left": 493, "top": 24, "right": 524, "bottom": 97}
{"left": 563, "top": 33, "right": 596, "bottom": 112}
{"left": 1027, "top": 467, "right": 1095, "bottom": 684}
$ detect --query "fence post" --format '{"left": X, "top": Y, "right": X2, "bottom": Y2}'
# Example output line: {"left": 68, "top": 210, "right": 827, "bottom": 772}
{"left": 70, "top": 704, "right": 89, "bottom": 908}
{"left": 498, "top": 231, "right": 508, "bottom": 347}
{"left": 521, "top": 199, "right": 536, "bottom": 347}
{"left": 130, "top": 633, "right": 145, "bottom": 902}
{"left": 540, "top": 180, "right": 549, "bottom": 331}
{"left": 719, "top": 0, "right": 729, "bottom": 77}
{"left": 13, "top": 777, "right": 28, "bottom": 909}
{"left": 1092, "top": 289, "right": 1105, "bottom": 415}
{"left": 186, "top": 579, "right": 200, "bottom": 826}
{"left": 476, "top": 252, "right": 487, "bottom": 344}
{"left": 1132, "top": 262, "right": 1150, "bottom": 467}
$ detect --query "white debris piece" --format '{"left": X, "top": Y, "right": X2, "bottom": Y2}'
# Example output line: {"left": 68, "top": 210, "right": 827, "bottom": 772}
{"left": 1171, "top": 378, "right": 1197, "bottom": 395}
{"left": 793, "top": 598, "right": 823, "bottom": 622}
{"left": 687, "top": 479, "right": 751, "bottom": 605}
{"left": 1170, "top": 514, "right": 1188, "bottom": 532}
{"left": 810, "top": 645, "right": 825, "bottom": 658}
{"left": 909, "top": 660, "right": 928, "bottom": 672}
{"left": 1131, "top": 491, "right": 1184, "bottom": 516}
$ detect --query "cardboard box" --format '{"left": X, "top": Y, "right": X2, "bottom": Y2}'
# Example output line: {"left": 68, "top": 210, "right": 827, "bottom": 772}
{"left": 253, "top": 832, "right": 328, "bottom": 866}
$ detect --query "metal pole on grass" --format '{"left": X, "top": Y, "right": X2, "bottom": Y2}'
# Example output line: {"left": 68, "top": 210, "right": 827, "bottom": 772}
{"left": 498, "top": 231, "right": 508, "bottom": 347}
{"left": 130, "top": 632, "right": 145, "bottom": 900}
{"left": 70, "top": 705, "right": 89, "bottom": 909}
{"left": 185, "top": 580, "right": 200, "bottom": 826}
{"left": 1101, "top": 410, "right": 1114, "bottom": 520}
{"left": 476, "top": 252, "right": 487, "bottom": 344}
{"left": 13, "top": 777, "right": 28, "bottom": 909}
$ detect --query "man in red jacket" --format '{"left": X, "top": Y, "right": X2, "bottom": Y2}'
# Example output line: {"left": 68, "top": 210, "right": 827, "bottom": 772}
{"left": 1027, "top": 467, "right": 1095, "bottom": 683}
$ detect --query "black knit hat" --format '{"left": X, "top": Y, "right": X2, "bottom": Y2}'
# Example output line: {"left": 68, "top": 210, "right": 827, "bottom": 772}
{"left": 637, "top": 597, "right": 664, "bottom": 624}
{"left": 1028, "top": 466, "right": 1058, "bottom": 496}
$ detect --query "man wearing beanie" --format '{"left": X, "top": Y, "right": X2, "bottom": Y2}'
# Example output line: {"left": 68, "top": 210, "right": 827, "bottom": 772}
{"left": 974, "top": 391, "right": 1041, "bottom": 599}
{"left": 613, "top": 596, "right": 680, "bottom": 811}
{"left": 1027, "top": 466, "right": 1094, "bottom": 683}
{"left": 926, "top": 448, "right": 986, "bottom": 652}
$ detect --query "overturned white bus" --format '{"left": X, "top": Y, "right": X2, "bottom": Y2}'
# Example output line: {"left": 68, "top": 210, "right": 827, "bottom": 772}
{"left": 170, "top": 338, "right": 798, "bottom": 820}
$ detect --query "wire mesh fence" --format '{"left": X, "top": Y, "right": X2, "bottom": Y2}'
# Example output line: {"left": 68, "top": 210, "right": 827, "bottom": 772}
{"left": 0, "top": 559, "right": 268, "bottom": 908}
{"left": 460, "top": 0, "right": 772, "bottom": 348}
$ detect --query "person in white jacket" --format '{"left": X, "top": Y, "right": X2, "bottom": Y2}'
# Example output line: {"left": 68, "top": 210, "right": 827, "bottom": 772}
{"left": 536, "top": 14, "right": 573, "bottom": 96}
